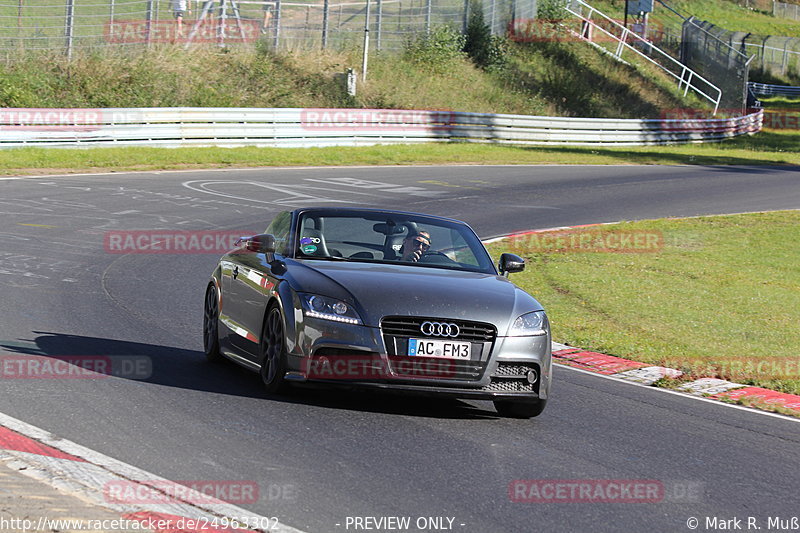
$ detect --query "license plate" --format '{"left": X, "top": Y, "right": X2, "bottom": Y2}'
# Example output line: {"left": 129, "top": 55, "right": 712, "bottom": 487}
{"left": 408, "top": 338, "right": 471, "bottom": 359}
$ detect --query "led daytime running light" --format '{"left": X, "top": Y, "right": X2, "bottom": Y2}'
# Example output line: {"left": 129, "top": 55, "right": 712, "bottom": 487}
{"left": 305, "top": 310, "right": 361, "bottom": 324}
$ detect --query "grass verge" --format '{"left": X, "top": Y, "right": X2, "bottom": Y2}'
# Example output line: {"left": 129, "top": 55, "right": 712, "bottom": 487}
{"left": 0, "top": 128, "right": 797, "bottom": 175}
{"left": 485, "top": 211, "right": 800, "bottom": 396}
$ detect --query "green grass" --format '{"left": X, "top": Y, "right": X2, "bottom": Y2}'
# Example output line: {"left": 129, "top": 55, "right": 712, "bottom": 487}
{"left": 590, "top": 0, "right": 800, "bottom": 38}
{"left": 0, "top": 127, "right": 797, "bottom": 175}
{"left": 0, "top": 41, "right": 711, "bottom": 119}
{"left": 486, "top": 211, "right": 800, "bottom": 396}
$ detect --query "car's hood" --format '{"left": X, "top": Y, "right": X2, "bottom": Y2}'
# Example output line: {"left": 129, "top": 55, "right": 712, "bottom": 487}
{"left": 290, "top": 260, "right": 543, "bottom": 329}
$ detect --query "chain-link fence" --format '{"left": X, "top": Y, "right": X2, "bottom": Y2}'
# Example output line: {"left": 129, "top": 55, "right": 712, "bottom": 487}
{"left": 732, "top": 0, "right": 774, "bottom": 11}
{"left": 0, "top": 0, "right": 535, "bottom": 55}
{"left": 680, "top": 18, "right": 753, "bottom": 113}
{"left": 682, "top": 18, "right": 800, "bottom": 87}
{"left": 774, "top": 0, "right": 800, "bottom": 20}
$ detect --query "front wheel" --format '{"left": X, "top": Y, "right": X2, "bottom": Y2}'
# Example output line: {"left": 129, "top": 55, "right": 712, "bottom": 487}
{"left": 260, "top": 306, "right": 290, "bottom": 394}
{"left": 494, "top": 399, "right": 547, "bottom": 419}
{"left": 203, "top": 283, "right": 223, "bottom": 363}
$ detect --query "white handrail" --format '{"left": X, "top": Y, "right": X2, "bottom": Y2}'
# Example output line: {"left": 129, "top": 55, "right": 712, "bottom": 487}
{"left": 564, "top": 0, "right": 723, "bottom": 114}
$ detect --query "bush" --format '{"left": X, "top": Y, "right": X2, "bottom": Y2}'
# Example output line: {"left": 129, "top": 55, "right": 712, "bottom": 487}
{"left": 463, "top": 1, "right": 508, "bottom": 71}
{"left": 537, "top": 0, "right": 567, "bottom": 20}
{"left": 403, "top": 25, "right": 467, "bottom": 74}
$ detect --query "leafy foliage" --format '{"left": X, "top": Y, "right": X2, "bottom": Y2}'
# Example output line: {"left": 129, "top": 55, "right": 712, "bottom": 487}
{"left": 403, "top": 25, "right": 467, "bottom": 74}
{"left": 462, "top": 1, "right": 508, "bottom": 71}
{"left": 537, "top": 0, "right": 566, "bottom": 20}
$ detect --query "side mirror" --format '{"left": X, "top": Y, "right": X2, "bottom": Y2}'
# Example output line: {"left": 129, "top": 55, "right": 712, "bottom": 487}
{"left": 242, "top": 234, "right": 277, "bottom": 254}
{"left": 499, "top": 253, "right": 525, "bottom": 277}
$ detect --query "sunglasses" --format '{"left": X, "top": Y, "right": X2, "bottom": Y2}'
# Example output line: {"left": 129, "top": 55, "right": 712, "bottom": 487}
{"left": 409, "top": 237, "right": 430, "bottom": 250}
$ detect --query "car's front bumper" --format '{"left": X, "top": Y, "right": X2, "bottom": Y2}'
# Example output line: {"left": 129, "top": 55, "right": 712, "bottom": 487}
{"left": 286, "top": 313, "right": 551, "bottom": 401}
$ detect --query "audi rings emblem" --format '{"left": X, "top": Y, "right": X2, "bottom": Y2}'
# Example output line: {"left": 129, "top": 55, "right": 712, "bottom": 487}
{"left": 420, "top": 321, "right": 460, "bottom": 338}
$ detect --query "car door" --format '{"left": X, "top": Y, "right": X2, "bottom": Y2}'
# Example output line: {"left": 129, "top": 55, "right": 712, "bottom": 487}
{"left": 226, "top": 212, "right": 293, "bottom": 359}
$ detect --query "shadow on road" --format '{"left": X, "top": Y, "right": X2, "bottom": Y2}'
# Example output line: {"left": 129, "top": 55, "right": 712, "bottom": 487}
{"left": 1, "top": 332, "right": 500, "bottom": 420}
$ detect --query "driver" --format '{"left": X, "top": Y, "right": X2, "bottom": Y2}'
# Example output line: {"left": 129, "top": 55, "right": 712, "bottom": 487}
{"left": 400, "top": 230, "right": 431, "bottom": 262}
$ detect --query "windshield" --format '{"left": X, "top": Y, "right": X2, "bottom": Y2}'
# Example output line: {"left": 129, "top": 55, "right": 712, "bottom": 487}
{"left": 294, "top": 212, "right": 496, "bottom": 274}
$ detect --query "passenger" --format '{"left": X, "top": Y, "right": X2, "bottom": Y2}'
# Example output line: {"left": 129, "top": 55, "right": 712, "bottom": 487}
{"left": 400, "top": 230, "right": 431, "bottom": 262}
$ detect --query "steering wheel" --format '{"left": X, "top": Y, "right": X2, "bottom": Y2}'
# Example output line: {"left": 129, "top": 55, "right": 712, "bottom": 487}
{"left": 421, "top": 251, "right": 448, "bottom": 258}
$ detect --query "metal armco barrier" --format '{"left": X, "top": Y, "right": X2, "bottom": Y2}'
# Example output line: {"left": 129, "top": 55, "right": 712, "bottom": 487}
{"left": 749, "top": 82, "right": 800, "bottom": 98}
{"left": 0, "top": 108, "right": 763, "bottom": 148}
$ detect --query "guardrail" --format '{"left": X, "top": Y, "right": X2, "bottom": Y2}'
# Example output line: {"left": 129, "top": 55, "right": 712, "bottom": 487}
{"left": 0, "top": 108, "right": 763, "bottom": 148}
{"left": 749, "top": 82, "right": 800, "bottom": 98}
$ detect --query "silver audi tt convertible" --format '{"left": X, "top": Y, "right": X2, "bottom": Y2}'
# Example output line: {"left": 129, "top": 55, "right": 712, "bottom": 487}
{"left": 203, "top": 207, "right": 551, "bottom": 418}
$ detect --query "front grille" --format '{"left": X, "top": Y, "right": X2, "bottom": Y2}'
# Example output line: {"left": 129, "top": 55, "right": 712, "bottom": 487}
{"left": 494, "top": 363, "right": 538, "bottom": 377}
{"left": 388, "top": 357, "right": 486, "bottom": 381}
{"left": 482, "top": 363, "right": 540, "bottom": 393}
{"left": 482, "top": 380, "right": 535, "bottom": 392}
{"left": 380, "top": 316, "right": 496, "bottom": 381}
{"left": 381, "top": 316, "right": 496, "bottom": 343}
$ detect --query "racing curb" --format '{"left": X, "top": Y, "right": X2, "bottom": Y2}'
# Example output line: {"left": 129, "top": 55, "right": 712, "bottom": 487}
{"left": 550, "top": 342, "right": 800, "bottom": 416}
{"left": 0, "top": 412, "right": 305, "bottom": 533}
{"left": 485, "top": 223, "right": 800, "bottom": 419}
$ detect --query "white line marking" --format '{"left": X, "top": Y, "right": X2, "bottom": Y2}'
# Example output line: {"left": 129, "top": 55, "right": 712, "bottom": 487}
{"left": 555, "top": 363, "right": 800, "bottom": 423}
{"left": 0, "top": 412, "right": 308, "bottom": 533}
{"left": 0, "top": 163, "right": 662, "bottom": 181}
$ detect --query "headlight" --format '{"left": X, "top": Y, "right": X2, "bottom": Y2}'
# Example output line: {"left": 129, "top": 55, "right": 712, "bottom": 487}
{"left": 508, "top": 311, "right": 548, "bottom": 336}
{"left": 300, "top": 293, "right": 362, "bottom": 325}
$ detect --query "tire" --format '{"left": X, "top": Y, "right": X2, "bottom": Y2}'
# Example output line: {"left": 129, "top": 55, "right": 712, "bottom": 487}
{"left": 203, "top": 283, "right": 224, "bottom": 363}
{"left": 259, "top": 305, "right": 291, "bottom": 394}
{"left": 494, "top": 399, "right": 547, "bottom": 419}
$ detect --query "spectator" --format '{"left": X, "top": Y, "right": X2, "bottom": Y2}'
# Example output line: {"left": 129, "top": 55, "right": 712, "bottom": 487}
{"left": 172, "top": 0, "right": 191, "bottom": 37}
{"left": 262, "top": 1, "right": 273, "bottom": 35}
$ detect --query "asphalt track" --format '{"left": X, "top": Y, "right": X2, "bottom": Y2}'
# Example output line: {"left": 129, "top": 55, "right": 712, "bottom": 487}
{"left": 1, "top": 164, "right": 799, "bottom": 533}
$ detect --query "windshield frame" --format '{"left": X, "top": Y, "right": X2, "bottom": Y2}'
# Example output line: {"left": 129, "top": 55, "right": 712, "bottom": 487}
{"left": 289, "top": 208, "right": 498, "bottom": 275}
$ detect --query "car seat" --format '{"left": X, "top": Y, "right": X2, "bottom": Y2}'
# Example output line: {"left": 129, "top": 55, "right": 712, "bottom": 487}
{"left": 298, "top": 228, "right": 331, "bottom": 257}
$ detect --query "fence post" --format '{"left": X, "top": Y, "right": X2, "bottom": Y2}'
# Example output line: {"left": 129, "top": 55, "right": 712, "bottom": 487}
{"left": 110, "top": 0, "right": 115, "bottom": 35}
{"left": 322, "top": 0, "right": 329, "bottom": 48}
{"left": 362, "top": 0, "right": 371, "bottom": 81}
{"left": 376, "top": 0, "right": 382, "bottom": 50}
{"left": 425, "top": 0, "right": 431, "bottom": 34}
{"left": 781, "top": 39, "right": 789, "bottom": 76}
{"left": 145, "top": 0, "right": 153, "bottom": 47}
{"left": 17, "top": 0, "right": 23, "bottom": 45}
{"left": 273, "top": 0, "right": 281, "bottom": 48}
{"left": 64, "top": 0, "right": 75, "bottom": 59}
